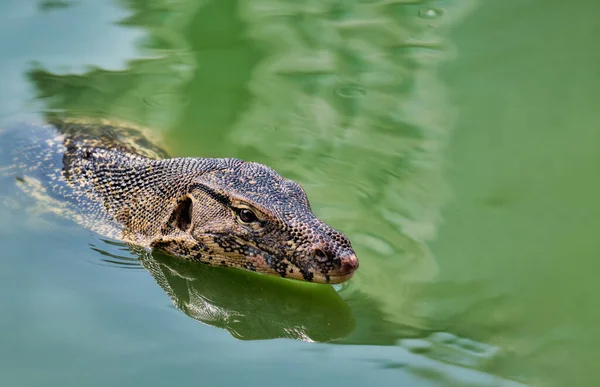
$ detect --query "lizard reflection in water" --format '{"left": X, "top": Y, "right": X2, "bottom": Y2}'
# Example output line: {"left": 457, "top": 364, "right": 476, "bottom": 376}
{"left": 0, "top": 119, "right": 358, "bottom": 284}
{"left": 93, "top": 241, "right": 355, "bottom": 342}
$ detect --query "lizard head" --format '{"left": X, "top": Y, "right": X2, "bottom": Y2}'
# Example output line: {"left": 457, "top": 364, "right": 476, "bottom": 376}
{"left": 152, "top": 160, "right": 359, "bottom": 284}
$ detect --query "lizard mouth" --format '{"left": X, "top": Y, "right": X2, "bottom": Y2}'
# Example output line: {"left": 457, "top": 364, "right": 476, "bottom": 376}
{"left": 281, "top": 253, "right": 359, "bottom": 284}
{"left": 200, "top": 235, "right": 358, "bottom": 284}
{"left": 283, "top": 268, "right": 356, "bottom": 284}
{"left": 324, "top": 271, "right": 356, "bottom": 284}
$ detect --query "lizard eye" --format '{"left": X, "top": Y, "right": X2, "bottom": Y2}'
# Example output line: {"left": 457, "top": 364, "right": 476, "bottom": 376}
{"left": 236, "top": 208, "right": 259, "bottom": 224}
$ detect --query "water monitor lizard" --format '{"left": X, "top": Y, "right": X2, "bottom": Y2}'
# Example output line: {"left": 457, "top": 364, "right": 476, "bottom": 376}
{"left": 0, "top": 119, "right": 358, "bottom": 284}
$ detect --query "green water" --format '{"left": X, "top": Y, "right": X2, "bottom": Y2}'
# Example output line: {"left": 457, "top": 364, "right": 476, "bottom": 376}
{"left": 1, "top": 1, "right": 599, "bottom": 386}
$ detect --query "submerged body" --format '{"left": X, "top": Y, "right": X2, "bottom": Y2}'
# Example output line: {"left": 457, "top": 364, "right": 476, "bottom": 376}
{"left": 0, "top": 120, "right": 358, "bottom": 283}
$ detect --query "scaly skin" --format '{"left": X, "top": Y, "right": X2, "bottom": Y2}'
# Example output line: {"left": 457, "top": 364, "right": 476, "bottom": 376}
{"left": 0, "top": 119, "right": 358, "bottom": 284}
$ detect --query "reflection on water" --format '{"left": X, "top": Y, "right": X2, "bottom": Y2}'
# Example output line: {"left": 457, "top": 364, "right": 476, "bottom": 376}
{"left": 141, "top": 251, "right": 355, "bottom": 342}
{"left": 231, "top": 0, "right": 476, "bottom": 329}
{"left": 85, "top": 239, "right": 520, "bottom": 387}
{"left": 24, "top": 0, "right": 478, "bottom": 335}
{"left": 25, "top": 0, "right": 200, "bottom": 130}
{"left": 90, "top": 240, "right": 355, "bottom": 342}
{"left": 4, "top": 0, "right": 599, "bottom": 386}
{"left": 13, "top": 0, "right": 514, "bottom": 381}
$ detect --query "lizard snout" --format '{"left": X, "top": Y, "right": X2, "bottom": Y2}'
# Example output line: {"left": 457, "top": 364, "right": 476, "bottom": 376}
{"left": 308, "top": 242, "right": 359, "bottom": 283}
{"left": 339, "top": 252, "right": 359, "bottom": 274}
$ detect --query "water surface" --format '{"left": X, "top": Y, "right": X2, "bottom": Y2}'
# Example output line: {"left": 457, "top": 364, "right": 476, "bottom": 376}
{"left": 1, "top": 1, "right": 599, "bottom": 386}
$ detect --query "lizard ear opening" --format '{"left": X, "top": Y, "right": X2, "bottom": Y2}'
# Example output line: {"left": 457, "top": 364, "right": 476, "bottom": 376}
{"left": 168, "top": 195, "right": 193, "bottom": 232}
